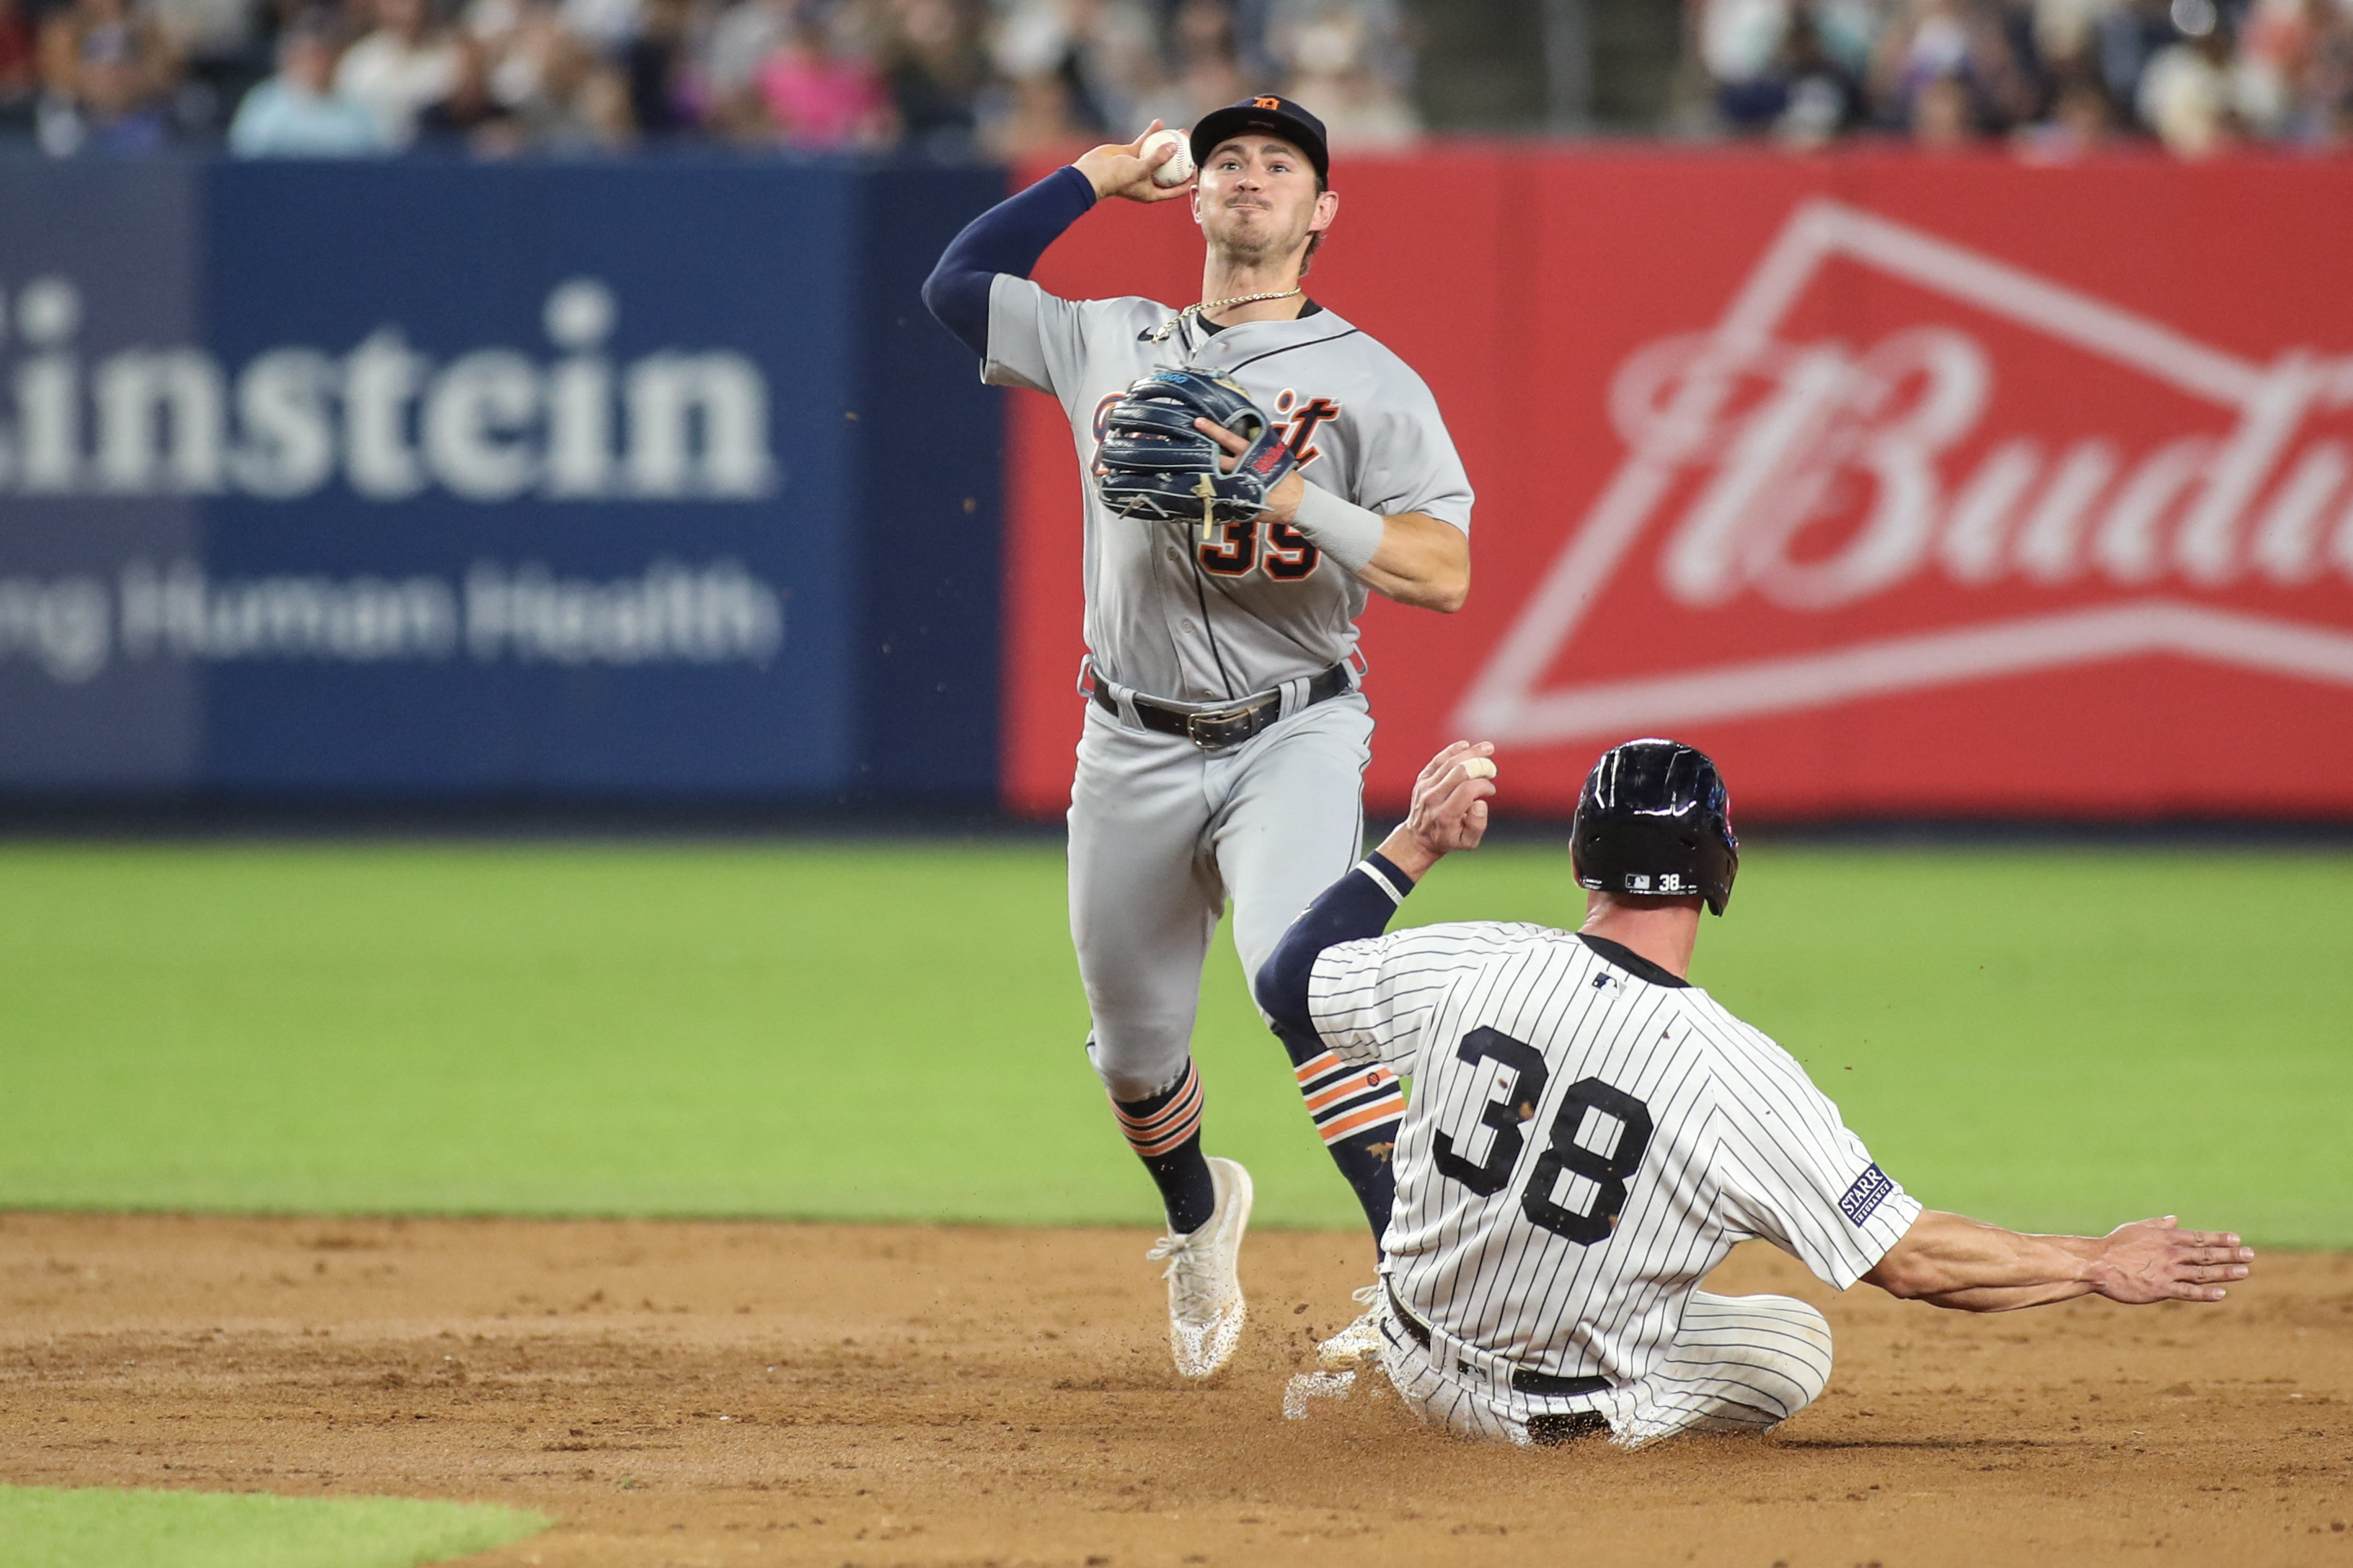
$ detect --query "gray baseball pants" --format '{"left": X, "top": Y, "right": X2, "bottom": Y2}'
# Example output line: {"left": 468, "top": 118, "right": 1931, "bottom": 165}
{"left": 1068, "top": 691, "right": 1373, "bottom": 1102}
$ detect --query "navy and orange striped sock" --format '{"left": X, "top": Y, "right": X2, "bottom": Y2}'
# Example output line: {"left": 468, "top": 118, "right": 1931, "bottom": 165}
{"left": 1292, "top": 1047, "right": 1404, "bottom": 1244}
{"left": 1111, "top": 1058, "right": 1217, "bottom": 1235}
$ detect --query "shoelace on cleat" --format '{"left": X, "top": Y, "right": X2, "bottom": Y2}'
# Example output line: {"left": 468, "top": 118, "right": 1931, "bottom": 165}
{"left": 1147, "top": 1229, "right": 1230, "bottom": 1322}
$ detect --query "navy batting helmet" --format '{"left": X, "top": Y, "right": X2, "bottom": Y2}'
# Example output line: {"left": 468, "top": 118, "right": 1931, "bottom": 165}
{"left": 1571, "top": 739, "right": 1739, "bottom": 916}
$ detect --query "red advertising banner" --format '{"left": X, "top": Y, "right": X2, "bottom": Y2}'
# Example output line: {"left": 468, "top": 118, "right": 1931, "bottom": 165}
{"left": 1003, "top": 151, "right": 2353, "bottom": 819}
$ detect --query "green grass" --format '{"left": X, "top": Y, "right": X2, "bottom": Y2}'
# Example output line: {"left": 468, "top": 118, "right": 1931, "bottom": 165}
{"left": 0, "top": 841, "right": 2344, "bottom": 1244}
{"left": 0, "top": 1484, "right": 545, "bottom": 1568}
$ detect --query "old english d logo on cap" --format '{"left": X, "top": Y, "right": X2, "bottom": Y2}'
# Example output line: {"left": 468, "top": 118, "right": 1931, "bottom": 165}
{"left": 1190, "top": 94, "right": 1330, "bottom": 179}
{"left": 1454, "top": 197, "right": 2353, "bottom": 745}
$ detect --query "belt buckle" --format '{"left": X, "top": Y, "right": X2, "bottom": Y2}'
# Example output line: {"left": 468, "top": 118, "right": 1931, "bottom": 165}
{"left": 1184, "top": 702, "right": 1259, "bottom": 750}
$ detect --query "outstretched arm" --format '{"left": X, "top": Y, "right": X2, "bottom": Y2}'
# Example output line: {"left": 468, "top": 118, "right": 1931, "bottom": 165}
{"left": 920, "top": 123, "right": 1192, "bottom": 358}
{"left": 1864, "top": 1210, "right": 2253, "bottom": 1312}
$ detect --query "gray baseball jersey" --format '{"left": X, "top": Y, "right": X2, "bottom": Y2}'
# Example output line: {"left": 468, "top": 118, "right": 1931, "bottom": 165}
{"left": 984, "top": 276, "right": 1473, "bottom": 704}
{"left": 1308, "top": 912, "right": 1921, "bottom": 1391}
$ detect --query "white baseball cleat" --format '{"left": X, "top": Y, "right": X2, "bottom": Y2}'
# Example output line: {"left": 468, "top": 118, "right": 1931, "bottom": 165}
{"left": 1315, "top": 1282, "right": 1385, "bottom": 1371}
{"left": 1146, "top": 1156, "right": 1253, "bottom": 1379}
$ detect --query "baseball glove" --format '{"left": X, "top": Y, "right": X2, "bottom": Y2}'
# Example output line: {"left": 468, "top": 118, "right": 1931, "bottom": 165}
{"left": 1093, "top": 369, "right": 1298, "bottom": 527}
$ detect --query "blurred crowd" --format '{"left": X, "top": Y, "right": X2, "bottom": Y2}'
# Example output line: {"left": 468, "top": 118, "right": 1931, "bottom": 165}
{"left": 1690, "top": 0, "right": 2353, "bottom": 154}
{"left": 4, "top": 0, "right": 2346, "bottom": 159}
{"left": 0, "top": 0, "right": 1418, "bottom": 156}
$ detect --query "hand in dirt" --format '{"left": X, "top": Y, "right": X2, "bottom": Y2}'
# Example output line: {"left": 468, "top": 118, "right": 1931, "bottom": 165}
{"left": 2085, "top": 1217, "right": 2253, "bottom": 1304}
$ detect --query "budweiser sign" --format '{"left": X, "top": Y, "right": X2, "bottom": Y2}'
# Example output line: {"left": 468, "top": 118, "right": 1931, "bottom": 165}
{"left": 1456, "top": 197, "right": 2353, "bottom": 748}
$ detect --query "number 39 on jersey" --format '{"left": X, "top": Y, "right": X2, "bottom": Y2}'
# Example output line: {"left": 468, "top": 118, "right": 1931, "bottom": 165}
{"left": 1090, "top": 389, "right": 1331, "bottom": 581}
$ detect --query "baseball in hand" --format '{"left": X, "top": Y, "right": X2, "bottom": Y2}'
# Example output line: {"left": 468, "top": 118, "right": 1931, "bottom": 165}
{"left": 1462, "top": 757, "right": 1498, "bottom": 780}
{"left": 1143, "top": 128, "right": 1195, "bottom": 187}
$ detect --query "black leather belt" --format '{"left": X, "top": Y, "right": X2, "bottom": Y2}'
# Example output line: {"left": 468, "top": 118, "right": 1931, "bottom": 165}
{"left": 1091, "top": 661, "right": 1353, "bottom": 751}
{"left": 1388, "top": 1286, "right": 1610, "bottom": 1399}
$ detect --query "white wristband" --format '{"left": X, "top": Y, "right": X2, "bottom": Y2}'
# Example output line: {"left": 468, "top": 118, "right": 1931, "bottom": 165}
{"left": 1289, "top": 482, "right": 1386, "bottom": 575}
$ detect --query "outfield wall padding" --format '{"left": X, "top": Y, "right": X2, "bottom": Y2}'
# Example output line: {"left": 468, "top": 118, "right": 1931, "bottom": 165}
{"left": 0, "top": 156, "right": 1005, "bottom": 802}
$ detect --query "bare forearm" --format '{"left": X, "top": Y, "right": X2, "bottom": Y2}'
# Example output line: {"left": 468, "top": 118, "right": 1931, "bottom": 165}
{"left": 1915, "top": 1279, "right": 2098, "bottom": 1312}
{"left": 1357, "top": 513, "right": 1469, "bottom": 613}
{"left": 1866, "top": 1212, "right": 2101, "bottom": 1307}
{"left": 1866, "top": 1210, "right": 2251, "bottom": 1311}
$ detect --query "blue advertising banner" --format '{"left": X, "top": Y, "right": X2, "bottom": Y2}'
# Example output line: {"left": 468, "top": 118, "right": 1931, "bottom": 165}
{"left": 0, "top": 156, "right": 1003, "bottom": 802}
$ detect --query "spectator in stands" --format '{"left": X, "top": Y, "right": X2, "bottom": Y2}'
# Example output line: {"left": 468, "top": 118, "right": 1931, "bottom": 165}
{"left": 2015, "top": 58, "right": 2118, "bottom": 153}
{"left": 2231, "top": 0, "right": 2353, "bottom": 139}
{"left": 1699, "top": 0, "right": 1870, "bottom": 139}
{"left": 980, "top": 58, "right": 1078, "bottom": 153}
{"left": 621, "top": 0, "right": 692, "bottom": 135}
{"left": 0, "top": 0, "right": 40, "bottom": 138}
{"left": 228, "top": 9, "right": 388, "bottom": 151}
{"left": 36, "top": 0, "right": 180, "bottom": 152}
{"left": 1272, "top": 0, "right": 1417, "bottom": 146}
{"left": 2090, "top": 0, "right": 2176, "bottom": 122}
{"left": 1870, "top": 0, "right": 2041, "bottom": 138}
{"left": 989, "top": 0, "right": 1160, "bottom": 138}
{"left": 756, "top": 0, "right": 891, "bottom": 146}
{"left": 2136, "top": 0, "right": 2238, "bottom": 154}
{"left": 2029, "top": 0, "right": 2108, "bottom": 81}
{"left": 2295, "top": 5, "right": 2353, "bottom": 145}
{"left": 1910, "top": 63, "right": 1979, "bottom": 138}
{"left": 694, "top": 0, "right": 785, "bottom": 137}
{"left": 1773, "top": 3, "right": 1871, "bottom": 141}
{"left": 467, "top": 0, "right": 626, "bottom": 144}
{"left": 411, "top": 22, "right": 535, "bottom": 149}
{"left": 881, "top": 0, "right": 984, "bottom": 156}
{"left": 1134, "top": 0, "right": 1247, "bottom": 126}
{"left": 149, "top": 0, "right": 270, "bottom": 133}
{"left": 559, "top": 0, "right": 635, "bottom": 60}
{"left": 1699, "top": 0, "right": 1797, "bottom": 128}
{"left": 335, "top": 0, "right": 463, "bottom": 146}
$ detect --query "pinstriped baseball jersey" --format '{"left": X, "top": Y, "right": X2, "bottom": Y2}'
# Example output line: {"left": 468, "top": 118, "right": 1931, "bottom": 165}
{"left": 1307, "top": 909, "right": 1921, "bottom": 1389}
{"left": 984, "top": 278, "right": 1473, "bottom": 704}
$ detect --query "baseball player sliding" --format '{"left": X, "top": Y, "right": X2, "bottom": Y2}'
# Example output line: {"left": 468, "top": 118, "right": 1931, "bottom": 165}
{"left": 923, "top": 97, "right": 1473, "bottom": 1378}
{"left": 1255, "top": 738, "right": 2255, "bottom": 1446}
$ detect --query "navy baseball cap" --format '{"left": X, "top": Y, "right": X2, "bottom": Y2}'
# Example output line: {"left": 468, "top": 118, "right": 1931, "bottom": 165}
{"left": 1189, "top": 95, "right": 1330, "bottom": 182}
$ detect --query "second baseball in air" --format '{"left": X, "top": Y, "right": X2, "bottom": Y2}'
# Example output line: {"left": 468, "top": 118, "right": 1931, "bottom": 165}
{"left": 1144, "top": 128, "right": 1195, "bottom": 187}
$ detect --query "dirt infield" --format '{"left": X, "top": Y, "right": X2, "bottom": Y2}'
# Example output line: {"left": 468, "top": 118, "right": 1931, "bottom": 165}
{"left": 1, "top": 1213, "right": 2347, "bottom": 1567}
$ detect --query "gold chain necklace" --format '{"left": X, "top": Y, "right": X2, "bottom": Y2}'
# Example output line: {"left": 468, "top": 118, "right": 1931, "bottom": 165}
{"left": 1146, "top": 285, "right": 1304, "bottom": 342}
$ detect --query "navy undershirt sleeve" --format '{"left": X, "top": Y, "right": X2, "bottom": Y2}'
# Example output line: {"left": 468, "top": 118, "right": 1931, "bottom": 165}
{"left": 1253, "top": 851, "right": 1416, "bottom": 1045}
{"left": 920, "top": 164, "right": 1098, "bottom": 359}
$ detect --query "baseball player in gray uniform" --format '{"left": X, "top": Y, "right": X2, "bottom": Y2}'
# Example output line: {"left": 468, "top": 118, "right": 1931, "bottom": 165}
{"left": 1257, "top": 737, "right": 2255, "bottom": 1445}
{"left": 924, "top": 97, "right": 1473, "bottom": 1378}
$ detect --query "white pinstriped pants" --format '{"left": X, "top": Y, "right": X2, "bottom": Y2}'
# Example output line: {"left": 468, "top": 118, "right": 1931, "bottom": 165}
{"left": 1379, "top": 1290, "right": 1835, "bottom": 1448}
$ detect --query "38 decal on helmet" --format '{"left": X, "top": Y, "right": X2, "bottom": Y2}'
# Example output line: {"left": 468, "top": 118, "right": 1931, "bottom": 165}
{"left": 1571, "top": 738, "right": 1740, "bottom": 916}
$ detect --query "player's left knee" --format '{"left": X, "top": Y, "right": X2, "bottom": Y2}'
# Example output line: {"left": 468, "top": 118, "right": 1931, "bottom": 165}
{"left": 1706, "top": 1293, "right": 1834, "bottom": 1419}
{"left": 1752, "top": 1298, "right": 1834, "bottom": 1417}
